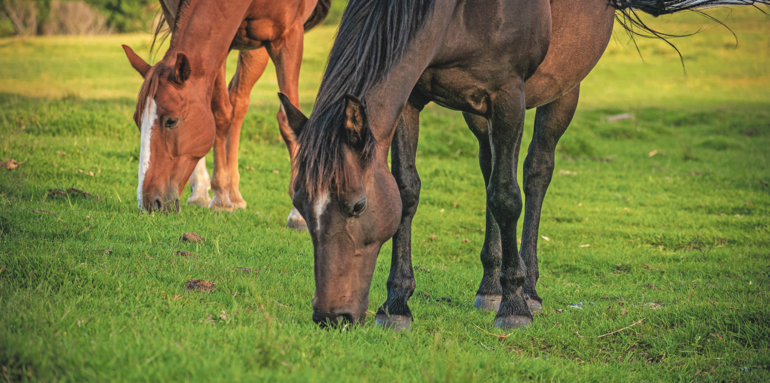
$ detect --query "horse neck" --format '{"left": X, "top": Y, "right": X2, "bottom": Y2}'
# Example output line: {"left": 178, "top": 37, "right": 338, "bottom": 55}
{"left": 164, "top": 0, "right": 253, "bottom": 91}
{"left": 361, "top": 2, "right": 455, "bottom": 146}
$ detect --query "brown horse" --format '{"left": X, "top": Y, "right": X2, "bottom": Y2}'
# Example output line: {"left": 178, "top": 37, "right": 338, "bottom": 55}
{"left": 123, "top": 0, "right": 329, "bottom": 229}
{"left": 279, "top": 0, "right": 768, "bottom": 329}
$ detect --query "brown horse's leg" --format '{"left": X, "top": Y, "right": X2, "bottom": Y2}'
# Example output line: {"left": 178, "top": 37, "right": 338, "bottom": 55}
{"left": 226, "top": 49, "right": 270, "bottom": 211}
{"left": 463, "top": 113, "right": 503, "bottom": 312}
{"left": 485, "top": 81, "right": 531, "bottom": 329}
{"left": 375, "top": 100, "right": 424, "bottom": 331}
{"left": 265, "top": 23, "right": 307, "bottom": 231}
{"left": 209, "top": 62, "right": 235, "bottom": 211}
{"left": 521, "top": 85, "right": 580, "bottom": 311}
{"left": 187, "top": 157, "right": 212, "bottom": 207}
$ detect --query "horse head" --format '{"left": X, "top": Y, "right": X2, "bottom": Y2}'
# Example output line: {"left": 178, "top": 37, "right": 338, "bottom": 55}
{"left": 123, "top": 45, "right": 215, "bottom": 213}
{"left": 280, "top": 94, "right": 402, "bottom": 327}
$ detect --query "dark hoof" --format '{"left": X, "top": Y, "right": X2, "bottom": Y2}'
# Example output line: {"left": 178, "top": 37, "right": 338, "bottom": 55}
{"left": 286, "top": 208, "right": 308, "bottom": 232}
{"left": 374, "top": 314, "right": 412, "bottom": 332}
{"left": 474, "top": 294, "right": 501, "bottom": 312}
{"left": 494, "top": 315, "right": 532, "bottom": 330}
{"left": 526, "top": 299, "right": 542, "bottom": 313}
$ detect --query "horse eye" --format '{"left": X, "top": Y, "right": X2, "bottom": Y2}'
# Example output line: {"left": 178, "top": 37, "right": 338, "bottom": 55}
{"left": 352, "top": 199, "right": 367, "bottom": 216}
{"left": 164, "top": 117, "right": 179, "bottom": 128}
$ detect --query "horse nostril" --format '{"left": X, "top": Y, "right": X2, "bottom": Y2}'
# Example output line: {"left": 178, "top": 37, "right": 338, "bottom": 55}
{"left": 152, "top": 198, "right": 162, "bottom": 211}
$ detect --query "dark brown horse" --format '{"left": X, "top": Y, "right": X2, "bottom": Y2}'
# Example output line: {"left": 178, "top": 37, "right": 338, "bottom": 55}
{"left": 123, "top": 0, "right": 329, "bottom": 230}
{"left": 279, "top": 0, "right": 768, "bottom": 329}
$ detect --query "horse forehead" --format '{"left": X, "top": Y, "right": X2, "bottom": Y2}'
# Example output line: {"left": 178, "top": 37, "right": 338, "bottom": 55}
{"left": 313, "top": 191, "right": 330, "bottom": 230}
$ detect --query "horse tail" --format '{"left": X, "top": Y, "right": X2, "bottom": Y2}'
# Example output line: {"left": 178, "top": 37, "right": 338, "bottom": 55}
{"left": 609, "top": 1, "right": 768, "bottom": 70}
{"left": 304, "top": 0, "right": 332, "bottom": 31}
{"left": 610, "top": 0, "right": 769, "bottom": 16}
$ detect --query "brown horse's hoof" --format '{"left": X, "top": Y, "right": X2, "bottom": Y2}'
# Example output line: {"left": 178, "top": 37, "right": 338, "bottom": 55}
{"left": 374, "top": 314, "right": 412, "bottom": 331}
{"left": 209, "top": 195, "right": 233, "bottom": 212}
{"left": 231, "top": 200, "right": 247, "bottom": 211}
{"left": 494, "top": 315, "right": 532, "bottom": 330}
{"left": 474, "top": 294, "right": 502, "bottom": 312}
{"left": 186, "top": 196, "right": 211, "bottom": 207}
{"left": 526, "top": 299, "right": 542, "bottom": 313}
{"left": 286, "top": 208, "right": 308, "bottom": 232}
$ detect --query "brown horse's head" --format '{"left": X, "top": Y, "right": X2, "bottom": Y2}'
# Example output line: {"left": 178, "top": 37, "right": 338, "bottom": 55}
{"left": 280, "top": 94, "right": 402, "bottom": 327}
{"left": 123, "top": 45, "right": 214, "bottom": 213}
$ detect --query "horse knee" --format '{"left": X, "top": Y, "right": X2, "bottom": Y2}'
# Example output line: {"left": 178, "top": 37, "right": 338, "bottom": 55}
{"left": 487, "top": 186, "right": 522, "bottom": 224}
{"left": 522, "top": 153, "right": 555, "bottom": 195}
{"left": 398, "top": 174, "right": 421, "bottom": 218}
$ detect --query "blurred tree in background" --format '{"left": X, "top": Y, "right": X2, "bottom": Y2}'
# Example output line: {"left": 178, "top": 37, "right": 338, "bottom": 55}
{"left": 0, "top": 0, "right": 347, "bottom": 37}
{"left": 0, "top": 0, "right": 156, "bottom": 36}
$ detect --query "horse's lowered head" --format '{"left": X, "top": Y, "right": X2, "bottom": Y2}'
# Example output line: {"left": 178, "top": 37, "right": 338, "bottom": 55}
{"left": 280, "top": 94, "right": 403, "bottom": 327}
{"left": 123, "top": 45, "right": 215, "bottom": 213}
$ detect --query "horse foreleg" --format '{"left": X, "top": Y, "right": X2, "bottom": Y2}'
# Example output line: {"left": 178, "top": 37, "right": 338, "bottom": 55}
{"left": 375, "top": 100, "right": 423, "bottom": 332}
{"left": 266, "top": 23, "right": 307, "bottom": 231}
{"left": 226, "top": 49, "right": 270, "bottom": 210}
{"left": 209, "top": 62, "right": 235, "bottom": 212}
{"left": 187, "top": 157, "right": 212, "bottom": 207}
{"left": 520, "top": 85, "right": 580, "bottom": 312}
{"left": 463, "top": 112, "right": 504, "bottom": 312}
{"left": 486, "top": 81, "right": 531, "bottom": 330}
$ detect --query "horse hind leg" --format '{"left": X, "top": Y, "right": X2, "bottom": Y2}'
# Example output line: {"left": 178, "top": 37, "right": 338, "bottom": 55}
{"left": 266, "top": 24, "right": 308, "bottom": 231}
{"left": 226, "top": 49, "right": 270, "bottom": 211}
{"left": 463, "top": 112, "right": 504, "bottom": 312}
{"left": 187, "top": 157, "right": 212, "bottom": 206}
{"left": 521, "top": 85, "right": 580, "bottom": 312}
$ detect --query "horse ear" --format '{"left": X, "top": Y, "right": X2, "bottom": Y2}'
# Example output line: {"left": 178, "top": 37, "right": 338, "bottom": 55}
{"left": 344, "top": 94, "right": 367, "bottom": 150}
{"left": 122, "top": 45, "right": 150, "bottom": 78}
{"left": 278, "top": 93, "right": 308, "bottom": 136}
{"left": 174, "top": 52, "right": 191, "bottom": 84}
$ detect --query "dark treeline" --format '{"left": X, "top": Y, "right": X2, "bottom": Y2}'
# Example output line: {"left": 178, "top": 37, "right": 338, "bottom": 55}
{"left": 0, "top": 0, "right": 347, "bottom": 37}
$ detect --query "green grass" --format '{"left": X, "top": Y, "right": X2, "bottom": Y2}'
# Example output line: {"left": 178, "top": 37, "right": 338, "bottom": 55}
{"left": 1, "top": 7, "right": 769, "bottom": 382}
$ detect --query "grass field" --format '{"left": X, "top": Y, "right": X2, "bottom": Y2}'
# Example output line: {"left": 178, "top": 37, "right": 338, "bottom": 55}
{"left": 1, "top": 7, "right": 769, "bottom": 382}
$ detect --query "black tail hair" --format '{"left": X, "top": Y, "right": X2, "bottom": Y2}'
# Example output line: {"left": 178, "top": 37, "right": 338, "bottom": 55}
{"left": 610, "top": 0, "right": 768, "bottom": 71}
{"left": 611, "top": 0, "right": 769, "bottom": 16}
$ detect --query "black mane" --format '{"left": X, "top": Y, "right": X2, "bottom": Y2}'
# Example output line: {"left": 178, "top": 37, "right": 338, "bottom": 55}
{"left": 295, "top": 0, "right": 435, "bottom": 196}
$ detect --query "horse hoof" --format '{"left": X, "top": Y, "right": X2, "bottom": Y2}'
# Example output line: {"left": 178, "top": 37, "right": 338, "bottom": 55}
{"left": 186, "top": 197, "right": 211, "bottom": 207}
{"left": 209, "top": 199, "right": 233, "bottom": 212}
{"left": 286, "top": 208, "right": 308, "bottom": 232}
{"left": 231, "top": 200, "right": 247, "bottom": 211}
{"left": 474, "top": 294, "right": 501, "bottom": 312}
{"left": 526, "top": 299, "right": 542, "bottom": 313}
{"left": 374, "top": 314, "right": 412, "bottom": 331}
{"left": 494, "top": 315, "right": 532, "bottom": 330}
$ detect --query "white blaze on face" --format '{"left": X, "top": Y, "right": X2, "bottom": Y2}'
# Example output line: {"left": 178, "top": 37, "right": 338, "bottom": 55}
{"left": 137, "top": 97, "right": 158, "bottom": 209}
{"left": 314, "top": 192, "right": 330, "bottom": 231}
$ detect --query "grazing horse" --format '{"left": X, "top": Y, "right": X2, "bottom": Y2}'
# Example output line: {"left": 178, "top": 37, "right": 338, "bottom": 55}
{"left": 279, "top": 0, "right": 768, "bottom": 329}
{"left": 123, "top": 0, "right": 329, "bottom": 229}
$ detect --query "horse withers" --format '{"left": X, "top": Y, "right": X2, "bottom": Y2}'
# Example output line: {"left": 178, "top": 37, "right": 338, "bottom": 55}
{"left": 123, "top": 0, "right": 330, "bottom": 227}
{"left": 279, "top": 0, "right": 768, "bottom": 329}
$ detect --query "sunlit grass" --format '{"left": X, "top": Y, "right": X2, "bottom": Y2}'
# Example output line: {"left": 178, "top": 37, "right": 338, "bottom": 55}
{"left": 1, "top": 7, "right": 768, "bottom": 382}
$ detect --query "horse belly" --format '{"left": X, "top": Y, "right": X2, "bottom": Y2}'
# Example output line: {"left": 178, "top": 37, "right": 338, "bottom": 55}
{"left": 524, "top": 0, "right": 615, "bottom": 109}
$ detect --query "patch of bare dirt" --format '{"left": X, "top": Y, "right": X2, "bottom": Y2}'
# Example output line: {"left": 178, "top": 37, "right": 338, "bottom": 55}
{"left": 182, "top": 232, "right": 205, "bottom": 243}
{"left": 0, "top": 159, "right": 20, "bottom": 170}
{"left": 176, "top": 250, "right": 196, "bottom": 259}
{"left": 185, "top": 279, "right": 216, "bottom": 292}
